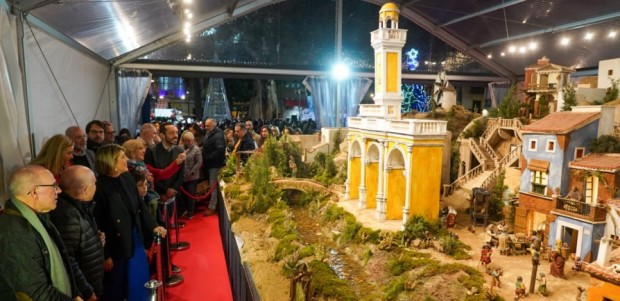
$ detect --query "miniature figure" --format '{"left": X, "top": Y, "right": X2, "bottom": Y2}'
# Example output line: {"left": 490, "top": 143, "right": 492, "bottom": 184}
{"left": 288, "top": 155, "right": 297, "bottom": 178}
{"left": 485, "top": 224, "right": 497, "bottom": 247}
{"left": 550, "top": 251, "right": 566, "bottom": 279}
{"left": 497, "top": 220, "right": 508, "bottom": 233}
{"left": 537, "top": 272, "right": 548, "bottom": 296}
{"left": 514, "top": 276, "right": 527, "bottom": 300}
{"left": 490, "top": 267, "right": 502, "bottom": 288}
{"left": 572, "top": 256, "right": 583, "bottom": 271}
{"left": 480, "top": 244, "right": 493, "bottom": 269}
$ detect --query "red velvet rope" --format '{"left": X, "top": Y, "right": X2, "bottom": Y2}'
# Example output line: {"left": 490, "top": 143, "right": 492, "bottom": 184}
{"left": 178, "top": 180, "right": 219, "bottom": 201}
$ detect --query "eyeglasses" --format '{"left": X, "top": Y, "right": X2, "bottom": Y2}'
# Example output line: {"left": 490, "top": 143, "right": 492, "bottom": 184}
{"left": 28, "top": 183, "right": 60, "bottom": 195}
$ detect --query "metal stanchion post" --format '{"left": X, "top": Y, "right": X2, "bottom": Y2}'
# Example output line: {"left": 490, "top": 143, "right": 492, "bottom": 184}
{"left": 154, "top": 234, "right": 165, "bottom": 300}
{"left": 169, "top": 196, "right": 190, "bottom": 251}
{"left": 161, "top": 198, "right": 184, "bottom": 287}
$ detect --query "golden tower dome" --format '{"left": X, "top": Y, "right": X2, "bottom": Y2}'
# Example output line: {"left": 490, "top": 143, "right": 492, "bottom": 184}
{"left": 379, "top": 2, "right": 400, "bottom": 23}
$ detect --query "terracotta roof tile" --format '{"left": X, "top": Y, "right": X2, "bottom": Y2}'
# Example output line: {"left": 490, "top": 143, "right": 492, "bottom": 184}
{"left": 521, "top": 111, "right": 600, "bottom": 134}
{"left": 569, "top": 153, "right": 620, "bottom": 172}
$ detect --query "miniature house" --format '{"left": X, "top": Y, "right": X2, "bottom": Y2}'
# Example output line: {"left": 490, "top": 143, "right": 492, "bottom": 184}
{"left": 524, "top": 57, "right": 575, "bottom": 114}
{"left": 549, "top": 153, "right": 620, "bottom": 262}
{"left": 346, "top": 2, "right": 448, "bottom": 226}
{"left": 516, "top": 111, "right": 601, "bottom": 241}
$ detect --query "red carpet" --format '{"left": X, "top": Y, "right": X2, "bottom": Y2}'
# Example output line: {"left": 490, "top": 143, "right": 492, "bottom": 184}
{"left": 166, "top": 213, "right": 232, "bottom": 301}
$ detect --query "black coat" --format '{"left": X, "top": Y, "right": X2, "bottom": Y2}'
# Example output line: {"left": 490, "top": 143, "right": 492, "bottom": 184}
{"left": 93, "top": 173, "right": 158, "bottom": 260}
{"left": 0, "top": 199, "right": 81, "bottom": 301}
{"left": 144, "top": 143, "right": 185, "bottom": 195}
{"left": 49, "top": 193, "right": 104, "bottom": 297}
{"left": 236, "top": 132, "right": 256, "bottom": 164}
{"left": 201, "top": 127, "right": 226, "bottom": 170}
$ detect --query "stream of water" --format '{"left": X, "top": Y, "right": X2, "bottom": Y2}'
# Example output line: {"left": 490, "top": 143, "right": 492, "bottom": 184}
{"left": 291, "top": 206, "right": 375, "bottom": 298}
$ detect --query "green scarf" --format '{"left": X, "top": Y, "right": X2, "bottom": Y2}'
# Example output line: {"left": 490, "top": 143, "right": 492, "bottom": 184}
{"left": 12, "top": 199, "right": 72, "bottom": 297}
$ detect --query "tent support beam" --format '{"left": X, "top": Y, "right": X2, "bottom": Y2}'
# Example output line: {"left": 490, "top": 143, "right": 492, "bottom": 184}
{"left": 112, "top": 0, "right": 281, "bottom": 66}
{"left": 361, "top": 0, "right": 516, "bottom": 81}
{"left": 119, "top": 63, "right": 507, "bottom": 82}
{"left": 440, "top": 0, "right": 526, "bottom": 27}
{"left": 479, "top": 10, "right": 620, "bottom": 47}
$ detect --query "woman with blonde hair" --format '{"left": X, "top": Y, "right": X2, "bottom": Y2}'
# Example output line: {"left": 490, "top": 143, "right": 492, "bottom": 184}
{"left": 93, "top": 144, "right": 167, "bottom": 301}
{"left": 30, "top": 134, "right": 74, "bottom": 181}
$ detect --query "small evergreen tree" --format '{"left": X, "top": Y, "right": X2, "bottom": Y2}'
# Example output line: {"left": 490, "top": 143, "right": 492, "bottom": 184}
{"left": 604, "top": 78, "right": 619, "bottom": 103}
{"left": 561, "top": 85, "right": 577, "bottom": 111}
{"left": 498, "top": 85, "right": 520, "bottom": 119}
{"left": 591, "top": 135, "right": 620, "bottom": 153}
{"left": 538, "top": 94, "right": 551, "bottom": 117}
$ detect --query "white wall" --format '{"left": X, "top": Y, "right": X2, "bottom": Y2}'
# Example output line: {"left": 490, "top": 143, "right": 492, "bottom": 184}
{"left": 24, "top": 25, "right": 113, "bottom": 152}
{"left": 598, "top": 58, "right": 620, "bottom": 89}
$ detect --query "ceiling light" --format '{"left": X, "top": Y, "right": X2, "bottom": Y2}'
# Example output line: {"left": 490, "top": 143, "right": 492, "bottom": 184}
{"left": 500, "top": 52, "right": 505, "bottom": 57}
{"left": 182, "top": 0, "right": 192, "bottom": 4}
{"left": 609, "top": 31, "right": 617, "bottom": 38}
{"left": 528, "top": 42, "right": 537, "bottom": 50}
{"left": 185, "top": 36, "right": 191, "bottom": 43}
{"left": 187, "top": 12, "right": 193, "bottom": 19}
{"left": 518, "top": 46, "right": 526, "bottom": 54}
{"left": 487, "top": 54, "right": 492, "bottom": 59}
{"left": 184, "top": 8, "right": 190, "bottom": 14}
{"left": 560, "top": 37, "right": 570, "bottom": 46}
{"left": 522, "top": 19, "right": 527, "bottom": 24}
{"left": 184, "top": 21, "right": 191, "bottom": 28}
{"left": 584, "top": 32, "right": 594, "bottom": 40}
{"left": 508, "top": 46, "right": 516, "bottom": 53}
{"left": 183, "top": 28, "right": 190, "bottom": 35}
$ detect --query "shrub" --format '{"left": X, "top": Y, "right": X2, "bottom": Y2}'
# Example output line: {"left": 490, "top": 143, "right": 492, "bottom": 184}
{"left": 322, "top": 204, "right": 346, "bottom": 223}
{"left": 383, "top": 277, "right": 405, "bottom": 300}
{"left": 309, "top": 260, "right": 357, "bottom": 301}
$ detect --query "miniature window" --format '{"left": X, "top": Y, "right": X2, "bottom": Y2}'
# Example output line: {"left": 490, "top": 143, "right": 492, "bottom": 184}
{"left": 528, "top": 139, "right": 537, "bottom": 151}
{"left": 546, "top": 140, "right": 555, "bottom": 153}
{"left": 530, "top": 171, "right": 548, "bottom": 195}
{"left": 585, "top": 176, "right": 599, "bottom": 204}
{"left": 574, "top": 147, "right": 585, "bottom": 160}
{"left": 609, "top": 70, "right": 613, "bottom": 76}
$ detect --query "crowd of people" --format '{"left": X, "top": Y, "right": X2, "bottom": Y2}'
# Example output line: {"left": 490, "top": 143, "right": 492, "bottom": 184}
{"left": 0, "top": 116, "right": 309, "bottom": 301}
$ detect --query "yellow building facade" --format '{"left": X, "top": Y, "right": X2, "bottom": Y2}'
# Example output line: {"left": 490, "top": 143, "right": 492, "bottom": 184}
{"left": 346, "top": 3, "right": 448, "bottom": 226}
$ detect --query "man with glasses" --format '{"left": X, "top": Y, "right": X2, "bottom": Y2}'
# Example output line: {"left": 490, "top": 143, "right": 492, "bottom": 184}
{"left": 0, "top": 165, "right": 86, "bottom": 300}
{"left": 101, "top": 121, "right": 117, "bottom": 145}
{"left": 85, "top": 120, "right": 105, "bottom": 152}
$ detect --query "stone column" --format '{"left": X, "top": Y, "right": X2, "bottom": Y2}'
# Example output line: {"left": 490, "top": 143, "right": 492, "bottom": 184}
{"left": 402, "top": 144, "right": 413, "bottom": 228}
{"left": 358, "top": 138, "right": 367, "bottom": 209}
{"left": 344, "top": 135, "right": 353, "bottom": 199}
{"left": 375, "top": 140, "right": 388, "bottom": 221}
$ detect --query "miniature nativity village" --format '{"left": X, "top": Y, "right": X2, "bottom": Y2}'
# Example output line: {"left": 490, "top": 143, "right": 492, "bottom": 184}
{"left": 218, "top": 3, "right": 620, "bottom": 301}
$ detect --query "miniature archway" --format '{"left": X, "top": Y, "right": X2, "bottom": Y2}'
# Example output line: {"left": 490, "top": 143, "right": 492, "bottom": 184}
{"left": 365, "top": 143, "right": 381, "bottom": 209}
{"left": 348, "top": 140, "right": 362, "bottom": 200}
{"left": 385, "top": 147, "right": 406, "bottom": 220}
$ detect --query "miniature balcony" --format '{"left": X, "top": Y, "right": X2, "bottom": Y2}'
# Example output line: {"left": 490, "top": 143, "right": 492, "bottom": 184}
{"left": 526, "top": 83, "right": 557, "bottom": 93}
{"left": 371, "top": 28, "right": 407, "bottom": 43}
{"left": 348, "top": 117, "right": 447, "bottom": 136}
{"left": 552, "top": 197, "right": 607, "bottom": 222}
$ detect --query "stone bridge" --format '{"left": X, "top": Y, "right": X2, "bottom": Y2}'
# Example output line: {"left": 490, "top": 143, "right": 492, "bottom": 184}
{"left": 271, "top": 178, "right": 327, "bottom": 194}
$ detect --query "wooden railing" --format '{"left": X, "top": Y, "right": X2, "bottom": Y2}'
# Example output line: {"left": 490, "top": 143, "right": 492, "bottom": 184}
{"left": 554, "top": 197, "right": 607, "bottom": 222}
{"left": 481, "top": 118, "right": 523, "bottom": 145}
